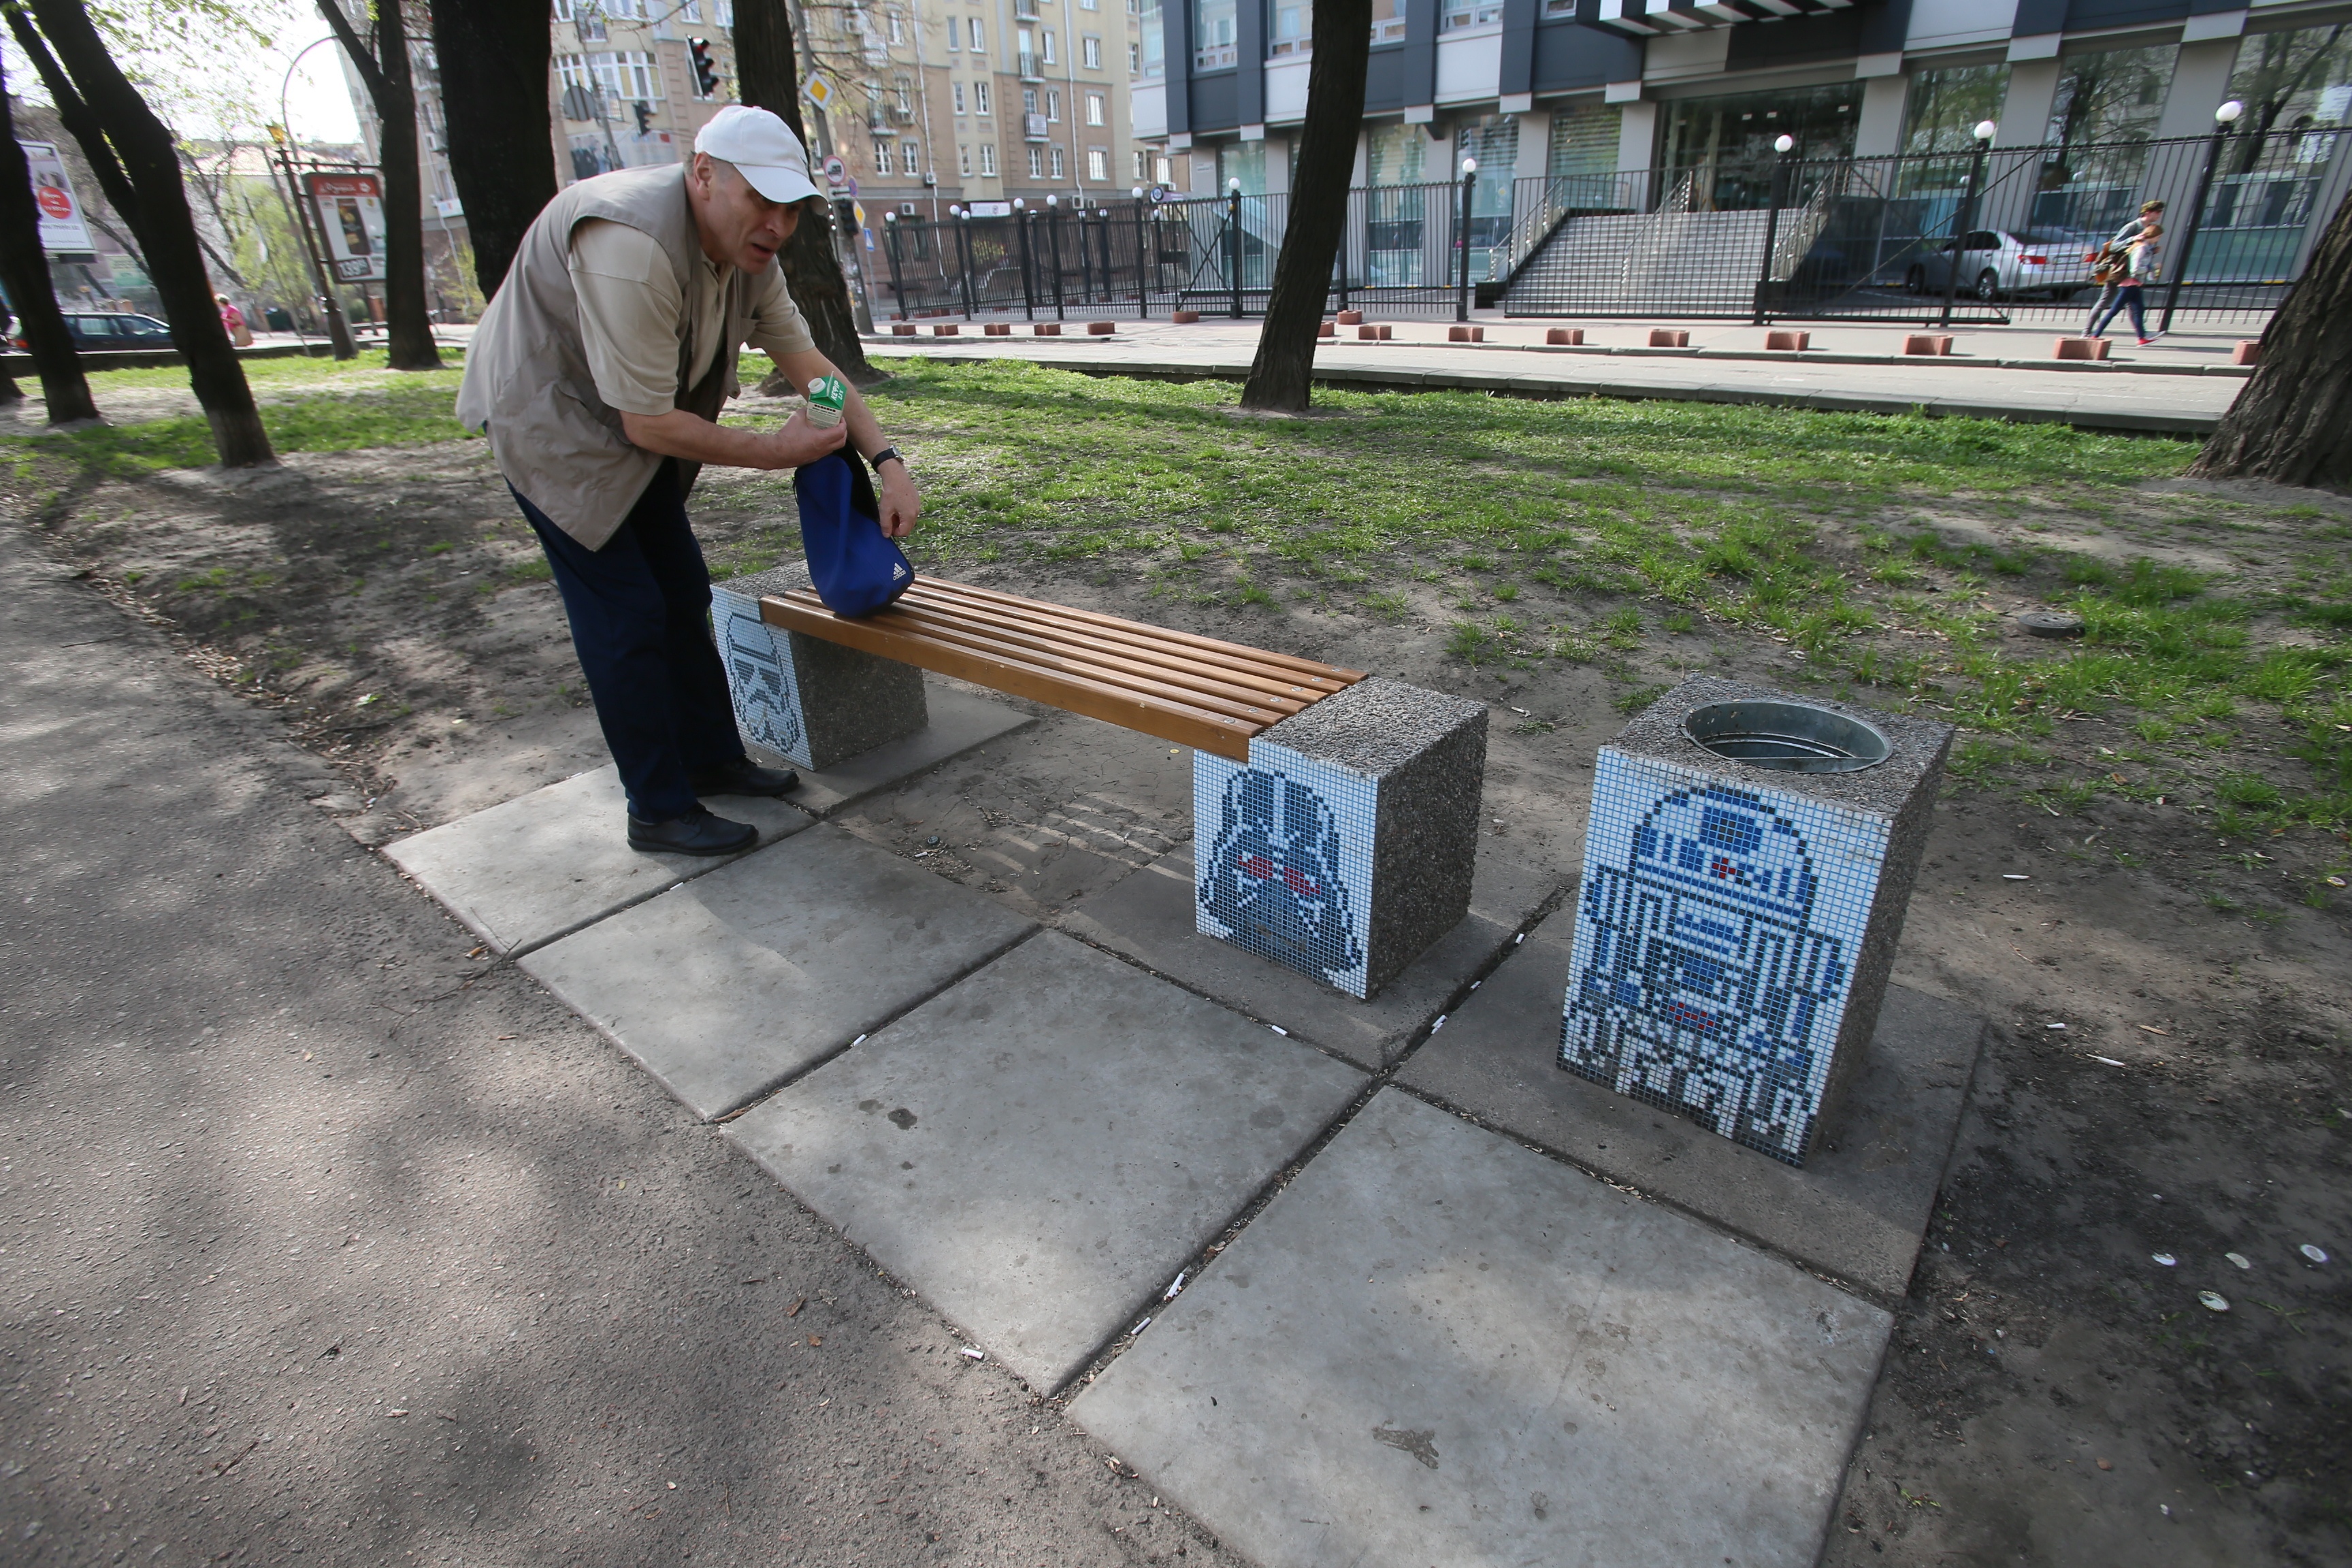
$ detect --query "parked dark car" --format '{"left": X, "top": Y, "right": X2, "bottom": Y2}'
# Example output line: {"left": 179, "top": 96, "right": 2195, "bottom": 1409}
{"left": 61, "top": 312, "right": 176, "bottom": 348}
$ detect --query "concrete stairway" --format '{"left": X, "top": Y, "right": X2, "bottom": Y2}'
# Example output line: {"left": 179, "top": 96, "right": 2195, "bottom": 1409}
{"left": 1501, "top": 208, "right": 1797, "bottom": 317}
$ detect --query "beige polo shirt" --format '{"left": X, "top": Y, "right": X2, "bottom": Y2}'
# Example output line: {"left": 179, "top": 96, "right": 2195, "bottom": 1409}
{"left": 568, "top": 217, "right": 817, "bottom": 416}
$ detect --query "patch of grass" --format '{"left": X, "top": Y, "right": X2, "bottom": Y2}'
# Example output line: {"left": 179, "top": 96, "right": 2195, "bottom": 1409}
{"left": 1612, "top": 682, "right": 1672, "bottom": 716}
{"left": 2, "top": 380, "right": 474, "bottom": 474}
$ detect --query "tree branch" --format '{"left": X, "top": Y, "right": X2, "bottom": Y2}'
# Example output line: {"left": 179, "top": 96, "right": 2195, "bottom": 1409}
{"left": 316, "top": 0, "right": 389, "bottom": 99}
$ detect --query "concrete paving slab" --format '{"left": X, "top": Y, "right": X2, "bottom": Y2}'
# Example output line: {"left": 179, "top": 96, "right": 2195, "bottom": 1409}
{"left": 726, "top": 932, "right": 1367, "bottom": 1392}
{"left": 1394, "top": 911, "right": 1984, "bottom": 1301}
{"left": 382, "top": 764, "right": 811, "bottom": 956}
{"left": 755, "top": 681, "right": 1035, "bottom": 815}
{"left": 518, "top": 825, "right": 1036, "bottom": 1120}
{"left": 1062, "top": 841, "right": 1562, "bottom": 1070}
{"left": 1071, "top": 1089, "right": 1892, "bottom": 1568}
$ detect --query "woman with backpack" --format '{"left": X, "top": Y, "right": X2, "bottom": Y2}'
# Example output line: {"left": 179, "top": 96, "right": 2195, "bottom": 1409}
{"left": 2087, "top": 211, "right": 2163, "bottom": 346}
{"left": 2084, "top": 201, "right": 2163, "bottom": 342}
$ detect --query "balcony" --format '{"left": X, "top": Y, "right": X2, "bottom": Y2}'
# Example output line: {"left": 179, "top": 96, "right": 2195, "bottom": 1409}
{"left": 1024, "top": 112, "right": 1049, "bottom": 142}
{"left": 1017, "top": 50, "right": 1045, "bottom": 80}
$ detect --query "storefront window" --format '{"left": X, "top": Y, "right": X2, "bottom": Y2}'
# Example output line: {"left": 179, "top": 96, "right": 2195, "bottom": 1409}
{"left": 1365, "top": 120, "right": 1428, "bottom": 185}
{"left": 1657, "top": 84, "right": 1858, "bottom": 209}
{"left": 1901, "top": 63, "right": 2010, "bottom": 156}
{"left": 1457, "top": 113, "right": 1516, "bottom": 278}
{"left": 1217, "top": 140, "right": 1267, "bottom": 194}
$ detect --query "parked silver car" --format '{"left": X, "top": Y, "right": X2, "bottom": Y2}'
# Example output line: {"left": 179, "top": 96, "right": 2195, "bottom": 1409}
{"left": 1905, "top": 228, "right": 2099, "bottom": 301}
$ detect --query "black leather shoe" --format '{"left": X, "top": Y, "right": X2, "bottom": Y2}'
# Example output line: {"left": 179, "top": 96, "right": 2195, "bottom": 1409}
{"left": 626, "top": 806, "right": 758, "bottom": 857}
{"left": 689, "top": 757, "right": 801, "bottom": 798}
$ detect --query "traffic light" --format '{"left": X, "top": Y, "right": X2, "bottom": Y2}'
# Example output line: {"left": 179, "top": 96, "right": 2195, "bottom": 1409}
{"left": 633, "top": 100, "right": 653, "bottom": 135}
{"left": 689, "top": 38, "right": 720, "bottom": 98}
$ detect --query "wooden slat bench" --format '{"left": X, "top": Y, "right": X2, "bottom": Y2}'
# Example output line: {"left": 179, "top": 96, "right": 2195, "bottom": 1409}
{"left": 760, "top": 578, "right": 1365, "bottom": 760}
{"left": 709, "top": 568, "right": 1487, "bottom": 1000}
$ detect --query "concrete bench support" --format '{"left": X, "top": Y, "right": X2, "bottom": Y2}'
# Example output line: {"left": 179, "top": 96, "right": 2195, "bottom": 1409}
{"left": 710, "top": 567, "right": 928, "bottom": 770}
{"left": 1195, "top": 677, "right": 1486, "bottom": 1000}
{"left": 1560, "top": 677, "right": 1950, "bottom": 1166}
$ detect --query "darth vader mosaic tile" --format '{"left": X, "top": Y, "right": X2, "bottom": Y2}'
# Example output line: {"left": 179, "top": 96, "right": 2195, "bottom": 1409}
{"left": 1561, "top": 749, "right": 1890, "bottom": 1166}
{"left": 1195, "top": 747, "right": 1375, "bottom": 998}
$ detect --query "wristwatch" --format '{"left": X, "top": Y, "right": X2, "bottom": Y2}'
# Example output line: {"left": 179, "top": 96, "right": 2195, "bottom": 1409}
{"left": 868, "top": 446, "right": 906, "bottom": 472}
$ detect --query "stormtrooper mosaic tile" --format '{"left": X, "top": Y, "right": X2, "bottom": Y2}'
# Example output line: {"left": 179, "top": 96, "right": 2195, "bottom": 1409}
{"left": 1561, "top": 749, "right": 1889, "bottom": 1166}
{"left": 1195, "top": 747, "right": 1375, "bottom": 998}
{"left": 710, "top": 583, "right": 813, "bottom": 770}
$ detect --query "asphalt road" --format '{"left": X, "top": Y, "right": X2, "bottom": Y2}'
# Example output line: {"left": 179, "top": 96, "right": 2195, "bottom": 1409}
{"left": 0, "top": 527, "right": 1224, "bottom": 1567}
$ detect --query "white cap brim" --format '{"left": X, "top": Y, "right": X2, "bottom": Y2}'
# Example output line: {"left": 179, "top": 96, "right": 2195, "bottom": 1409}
{"left": 738, "top": 162, "right": 822, "bottom": 205}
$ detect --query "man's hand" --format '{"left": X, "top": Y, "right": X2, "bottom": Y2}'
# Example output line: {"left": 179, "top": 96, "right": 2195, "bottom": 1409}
{"left": 876, "top": 461, "right": 921, "bottom": 539}
{"left": 760, "top": 410, "right": 850, "bottom": 470}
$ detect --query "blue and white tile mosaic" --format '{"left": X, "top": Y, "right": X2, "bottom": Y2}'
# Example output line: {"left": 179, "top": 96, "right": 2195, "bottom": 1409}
{"left": 710, "top": 584, "right": 813, "bottom": 770}
{"left": 1561, "top": 749, "right": 1890, "bottom": 1166}
{"left": 1195, "top": 738, "right": 1375, "bottom": 998}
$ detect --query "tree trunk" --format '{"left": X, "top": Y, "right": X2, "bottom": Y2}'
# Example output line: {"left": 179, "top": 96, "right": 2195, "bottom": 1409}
{"left": 0, "top": 61, "right": 100, "bottom": 423}
{"left": 20, "top": 0, "right": 272, "bottom": 466}
{"left": 732, "top": 0, "right": 878, "bottom": 384}
{"left": 2189, "top": 181, "right": 2352, "bottom": 491}
{"left": 427, "top": 0, "right": 557, "bottom": 299}
{"left": 1241, "top": 0, "right": 1370, "bottom": 412}
{"left": 318, "top": 0, "right": 440, "bottom": 368}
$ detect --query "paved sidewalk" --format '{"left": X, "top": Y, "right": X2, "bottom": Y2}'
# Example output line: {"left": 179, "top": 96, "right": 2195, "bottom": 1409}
{"left": 367, "top": 664, "right": 1991, "bottom": 1566}
{"left": 0, "top": 532, "right": 1237, "bottom": 1568}
{"left": 872, "top": 315, "right": 2249, "bottom": 434}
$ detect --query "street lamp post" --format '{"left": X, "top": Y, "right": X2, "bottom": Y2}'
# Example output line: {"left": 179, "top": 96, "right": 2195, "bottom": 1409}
{"left": 1754, "top": 133, "right": 1796, "bottom": 326}
{"left": 882, "top": 212, "right": 907, "bottom": 321}
{"left": 1130, "top": 186, "right": 1152, "bottom": 318}
{"left": 951, "top": 208, "right": 978, "bottom": 320}
{"left": 1045, "top": 193, "right": 1067, "bottom": 320}
{"left": 1226, "top": 177, "right": 1245, "bottom": 319}
{"left": 1456, "top": 156, "right": 1477, "bottom": 323}
{"left": 1011, "top": 198, "right": 1036, "bottom": 321}
{"left": 2160, "top": 99, "right": 2243, "bottom": 335}
{"left": 1938, "top": 118, "right": 1998, "bottom": 331}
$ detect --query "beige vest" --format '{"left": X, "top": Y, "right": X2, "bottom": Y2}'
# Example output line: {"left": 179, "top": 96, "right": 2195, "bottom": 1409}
{"left": 455, "top": 164, "right": 759, "bottom": 549}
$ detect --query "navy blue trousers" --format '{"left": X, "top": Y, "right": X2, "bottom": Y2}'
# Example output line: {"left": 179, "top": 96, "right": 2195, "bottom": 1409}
{"left": 512, "top": 460, "right": 744, "bottom": 821}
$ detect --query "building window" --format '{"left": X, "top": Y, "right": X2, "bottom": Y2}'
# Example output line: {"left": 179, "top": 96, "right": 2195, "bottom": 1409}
{"left": 1137, "top": 0, "right": 1163, "bottom": 78}
{"left": 1028, "top": 146, "right": 1044, "bottom": 178}
{"left": 1547, "top": 99, "right": 1617, "bottom": 182}
{"left": 1085, "top": 91, "right": 1104, "bottom": 125}
{"left": 557, "top": 50, "right": 665, "bottom": 105}
{"left": 968, "top": 18, "right": 985, "bottom": 51}
{"left": 1540, "top": 0, "right": 1572, "bottom": 13}
{"left": 947, "top": 17, "right": 960, "bottom": 49}
{"left": 681, "top": 0, "right": 702, "bottom": 20}
{"left": 896, "top": 78, "right": 913, "bottom": 112}
{"left": 960, "top": 143, "right": 973, "bottom": 174}
{"left": 1024, "top": 86, "right": 1039, "bottom": 114}
{"left": 887, "top": 10, "right": 904, "bottom": 43}
{"left": 1088, "top": 146, "right": 1108, "bottom": 180}
{"left": 953, "top": 80, "right": 967, "bottom": 112}
{"left": 904, "top": 142, "right": 920, "bottom": 173}
{"left": 1370, "top": 0, "right": 1404, "bottom": 44}
{"left": 1051, "top": 146, "right": 1066, "bottom": 179}
{"left": 1269, "top": 0, "right": 1309, "bottom": 56}
{"left": 1194, "top": 0, "right": 1235, "bottom": 69}
{"left": 1082, "top": 0, "right": 1097, "bottom": 10}
{"left": 975, "top": 80, "right": 992, "bottom": 114}
{"left": 1440, "top": 0, "right": 1500, "bottom": 31}
{"left": 981, "top": 142, "right": 998, "bottom": 174}
{"left": 1043, "top": 29, "right": 1057, "bottom": 64}
{"left": 1901, "top": 64, "right": 2010, "bottom": 157}
{"left": 1083, "top": 34, "right": 1102, "bottom": 69}
{"left": 1047, "top": 88, "right": 1061, "bottom": 121}
{"left": 1132, "top": 148, "right": 1147, "bottom": 179}
{"left": 1155, "top": 152, "right": 1172, "bottom": 183}
{"left": 874, "top": 141, "right": 894, "bottom": 176}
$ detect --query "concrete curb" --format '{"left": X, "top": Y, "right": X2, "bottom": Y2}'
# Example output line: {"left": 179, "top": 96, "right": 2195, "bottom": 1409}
{"left": 892, "top": 351, "right": 2223, "bottom": 436}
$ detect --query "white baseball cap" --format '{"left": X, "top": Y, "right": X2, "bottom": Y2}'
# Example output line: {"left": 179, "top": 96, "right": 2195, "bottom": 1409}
{"left": 694, "top": 104, "right": 821, "bottom": 205}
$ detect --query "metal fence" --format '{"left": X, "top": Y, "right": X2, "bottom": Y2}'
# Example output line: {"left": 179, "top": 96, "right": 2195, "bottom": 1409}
{"left": 1494, "top": 127, "right": 2351, "bottom": 329}
{"left": 863, "top": 126, "right": 2347, "bottom": 331}
{"left": 870, "top": 182, "right": 1486, "bottom": 323}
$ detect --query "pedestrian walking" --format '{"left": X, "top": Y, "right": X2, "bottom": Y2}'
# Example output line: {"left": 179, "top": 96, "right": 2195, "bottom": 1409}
{"left": 2087, "top": 220, "right": 2162, "bottom": 345}
{"left": 455, "top": 105, "right": 921, "bottom": 857}
{"left": 215, "top": 293, "right": 252, "bottom": 347}
{"left": 2082, "top": 200, "right": 2163, "bottom": 338}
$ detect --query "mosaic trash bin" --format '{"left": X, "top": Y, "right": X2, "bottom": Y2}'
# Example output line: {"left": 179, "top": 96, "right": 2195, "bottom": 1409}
{"left": 709, "top": 565, "right": 928, "bottom": 772}
{"left": 1561, "top": 678, "right": 1953, "bottom": 1166}
{"left": 1196, "top": 676, "right": 1488, "bottom": 1000}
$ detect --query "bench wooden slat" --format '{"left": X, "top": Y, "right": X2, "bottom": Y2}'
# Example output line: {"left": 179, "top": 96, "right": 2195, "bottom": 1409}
{"left": 908, "top": 579, "right": 1365, "bottom": 687}
{"left": 898, "top": 585, "right": 1345, "bottom": 704}
{"left": 761, "top": 593, "right": 1263, "bottom": 758}
{"left": 879, "top": 600, "right": 1322, "bottom": 717}
{"left": 851, "top": 602, "right": 1294, "bottom": 727}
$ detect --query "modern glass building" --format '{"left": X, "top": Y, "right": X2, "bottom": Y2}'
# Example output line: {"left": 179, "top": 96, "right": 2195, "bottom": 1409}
{"left": 1128, "top": 0, "right": 2352, "bottom": 282}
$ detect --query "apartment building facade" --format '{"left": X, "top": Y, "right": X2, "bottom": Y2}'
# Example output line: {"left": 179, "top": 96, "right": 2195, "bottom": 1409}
{"left": 1128, "top": 0, "right": 2352, "bottom": 220}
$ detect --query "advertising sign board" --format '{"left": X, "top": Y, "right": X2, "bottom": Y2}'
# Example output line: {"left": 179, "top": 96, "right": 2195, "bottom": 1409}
{"left": 302, "top": 171, "right": 388, "bottom": 282}
{"left": 20, "top": 140, "right": 95, "bottom": 257}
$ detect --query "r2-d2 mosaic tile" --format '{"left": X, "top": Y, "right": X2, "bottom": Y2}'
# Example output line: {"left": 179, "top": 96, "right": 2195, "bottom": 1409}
{"left": 1196, "top": 677, "right": 1487, "bottom": 1000}
{"left": 710, "top": 566, "right": 928, "bottom": 772}
{"left": 1561, "top": 679, "right": 1951, "bottom": 1167}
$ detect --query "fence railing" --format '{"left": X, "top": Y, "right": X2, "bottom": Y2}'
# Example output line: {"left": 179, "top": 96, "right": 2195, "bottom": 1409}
{"left": 864, "top": 127, "right": 2349, "bottom": 330}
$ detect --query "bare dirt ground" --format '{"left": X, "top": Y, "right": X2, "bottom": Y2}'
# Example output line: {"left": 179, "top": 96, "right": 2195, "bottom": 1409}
{"left": 4, "top": 376, "right": 2347, "bottom": 1566}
